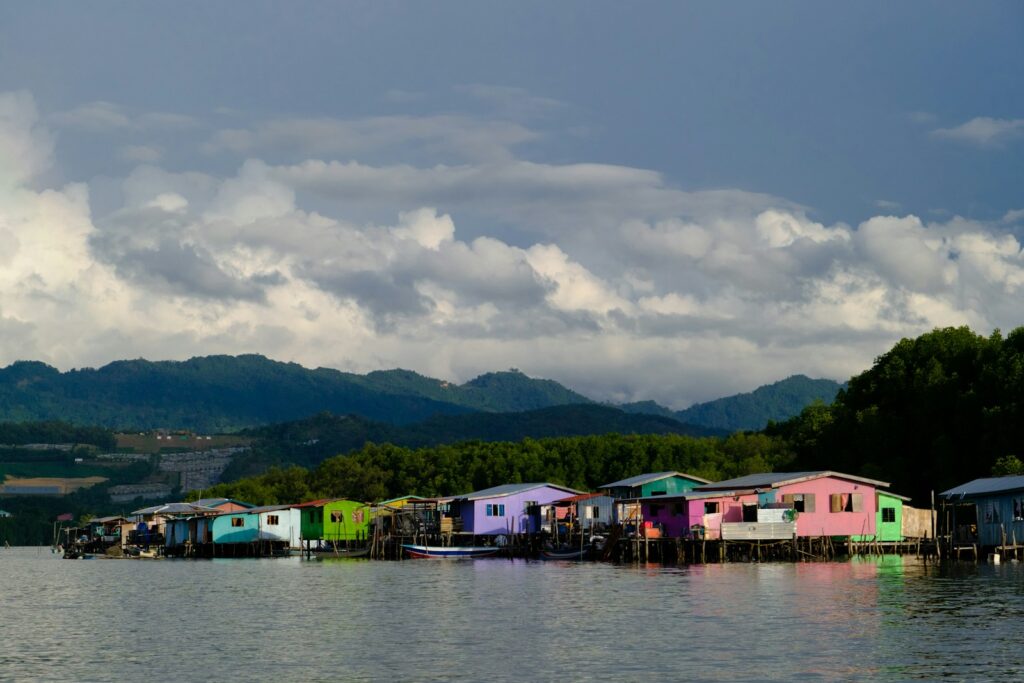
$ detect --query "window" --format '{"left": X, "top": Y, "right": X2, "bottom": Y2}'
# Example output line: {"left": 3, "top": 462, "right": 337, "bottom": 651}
{"left": 704, "top": 502, "right": 720, "bottom": 514}
{"left": 499, "top": 504, "right": 505, "bottom": 516}
{"left": 829, "top": 493, "right": 864, "bottom": 513}
{"left": 331, "top": 511, "right": 343, "bottom": 522}
{"left": 784, "top": 493, "right": 815, "bottom": 513}
{"left": 590, "top": 506, "right": 601, "bottom": 519}
{"left": 650, "top": 490, "right": 667, "bottom": 496}
{"left": 881, "top": 507, "right": 896, "bottom": 524}
{"left": 648, "top": 504, "right": 663, "bottom": 516}
{"left": 231, "top": 517, "right": 244, "bottom": 527}
{"left": 266, "top": 515, "right": 279, "bottom": 526}
{"left": 486, "top": 504, "right": 493, "bottom": 516}
{"left": 672, "top": 503, "right": 683, "bottom": 516}
{"left": 486, "top": 504, "right": 506, "bottom": 517}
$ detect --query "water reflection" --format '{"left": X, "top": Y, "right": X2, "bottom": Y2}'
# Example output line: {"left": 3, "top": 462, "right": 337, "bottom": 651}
{"left": 2, "top": 549, "right": 1024, "bottom": 681}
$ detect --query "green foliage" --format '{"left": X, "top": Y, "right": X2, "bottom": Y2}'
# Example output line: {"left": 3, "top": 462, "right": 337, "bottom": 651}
{"left": 992, "top": 455, "right": 1024, "bottom": 477}
{"left": 225, "top": 405, "right": 723, "bottom": 479}
{"left": 674, "top": 375, "right": 844, "bottom": 432}
{"left": 773, "top": 326, "right": 1024, "bottom": 501}
{"left": 199, "top": 432, "right": 795, "bottom": 504}
{"left": 0, "top": 421, "right": 115, "bottom": 449}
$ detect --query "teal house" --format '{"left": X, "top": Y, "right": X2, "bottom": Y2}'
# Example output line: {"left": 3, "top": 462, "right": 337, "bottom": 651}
{"left": 602, "top": 472, "right": 712, "bottom": 528}
{"left": 601, "top": 471, "right": 712, "bottom": 499}
{"left": 209, "top": 511, "right": 259, "bottom": 544}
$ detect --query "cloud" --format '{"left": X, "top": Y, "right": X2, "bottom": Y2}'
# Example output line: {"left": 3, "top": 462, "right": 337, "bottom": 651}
{"left": 1003, "top": 209, "right": 1024, "bottom": 224}
{"left": 456, "top": 84, "right": 566, "bottom": 119}
{"left": 931, "top": 117, "right": 1024, "bottom": 147}
{"left": 51, "top": 101, "right": 198, "bottom": 131}
{"left": 874, "top": 199, "right": 901, "bottom": 211}
{"left": 0, "top": 91, "right": 55, "bottom": 185}
{"left": 8, "top": 90, "right": 1024, "bottom": 409}
{"left": 205, "top": 115, "right": 538, "bottom": 162}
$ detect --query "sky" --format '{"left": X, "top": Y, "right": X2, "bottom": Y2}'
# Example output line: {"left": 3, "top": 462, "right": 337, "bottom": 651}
{"left": 0, "top": 2, "right": 1022, "bottom": 408}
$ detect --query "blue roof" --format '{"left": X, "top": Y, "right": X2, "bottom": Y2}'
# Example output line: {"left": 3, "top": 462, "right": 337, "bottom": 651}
{"left": 696, "top": 471, "right": 889, "bottom": 490}
{"left": 940, "top": 476, "right": 1024, "bottom": 499}
{"left": 600, "top": 471, "right": 711, "bottom": 489}
{"left": 457, "top": 482, "right": 583, "bottom": 501}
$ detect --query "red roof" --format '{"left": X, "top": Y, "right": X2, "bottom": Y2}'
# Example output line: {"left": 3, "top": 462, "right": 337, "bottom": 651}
{"left": 554, "top": 492, "right": 604, "bottom": 504}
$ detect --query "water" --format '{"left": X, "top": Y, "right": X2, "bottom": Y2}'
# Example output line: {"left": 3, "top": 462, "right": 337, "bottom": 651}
{"left": 1, "top": 548, "right": 1022, "bottom": 681}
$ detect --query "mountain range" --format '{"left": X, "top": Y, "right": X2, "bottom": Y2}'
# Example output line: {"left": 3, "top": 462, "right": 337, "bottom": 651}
{"left": 0, "top": 355, "right": 841, "bottom": 434}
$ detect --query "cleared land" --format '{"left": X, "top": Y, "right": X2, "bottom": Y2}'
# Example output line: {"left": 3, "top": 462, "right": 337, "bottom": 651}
{"left": 116, "top": 433, "right": 251, "bottom": 454}
{"left": 0, "top": 475, "right": 108, "bottom": 494}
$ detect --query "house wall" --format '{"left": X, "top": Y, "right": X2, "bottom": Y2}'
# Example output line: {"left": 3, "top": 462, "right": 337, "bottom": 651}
{"left": 853, "top": 492, "right": 904, "bottom": 542}
{"left": 462, "top": 487, "right": 573, "bottom": 535}
{"left": 902, "top": 505, "right": 934, "bottom": 539}
{"left": 608, "top": 475, "right": 706, "bottom": 500}
{"left": 322, "top": 500, "right": 369, "bottom": 542}
{"left": 256, "top": 508, "right": 302, "bottom": 547}
{"left": 640, "top": 476, "right": 705, "bottom": 498}
{"left": 971, "top": 493, "right": 1024, "bottom": 547}
{"left": 774, "top": 478, "right": 877, "bottom": 538}
{"left": 641, "top": 493, "right": 758, "bottom": 538}
{"left": 213, "top": 502, "right": 250, "bottom": 513}
{"left": 576, "top": 495, "right": 616, "bottom": 526}
{"left": 210, "top": 513, "right": 259, "bottom": 544}
{"left": 300, "top": 507, "right": 324, "bottom": 541}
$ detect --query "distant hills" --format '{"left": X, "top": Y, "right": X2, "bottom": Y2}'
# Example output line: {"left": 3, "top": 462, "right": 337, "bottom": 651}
{"left": 621, "top": 375, "right": 844, "bottom": 432}
{"left": 0, "top": 355, "right": 840, "bottom": 434}
{"left": 0, "top": 356, "right": 594, "bottom": 431}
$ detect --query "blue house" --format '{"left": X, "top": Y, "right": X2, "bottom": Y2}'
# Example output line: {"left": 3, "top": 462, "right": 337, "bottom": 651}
{"left": 940, "top": 475, "right": 1024, "bottom": 548}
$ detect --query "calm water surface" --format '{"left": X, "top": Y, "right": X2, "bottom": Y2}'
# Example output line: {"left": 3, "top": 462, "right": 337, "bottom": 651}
{"left": 1, "top": 548, "right": 1021, "bottom": 681}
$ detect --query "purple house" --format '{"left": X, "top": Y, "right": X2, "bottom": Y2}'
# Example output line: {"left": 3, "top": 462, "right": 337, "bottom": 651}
{"left": 451, "top": 483, "right": 583, "bottom": 535}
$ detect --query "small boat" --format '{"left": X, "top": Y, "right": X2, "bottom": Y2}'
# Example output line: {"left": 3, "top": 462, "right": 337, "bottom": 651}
{"left": 313, "top": 546, "right": 370, "bottom": 560}
{"left": 539, "top": 546, "right": 590, "bottom": 561}
{"left": 402, "top": 544, "right": 502, "bottom": 559}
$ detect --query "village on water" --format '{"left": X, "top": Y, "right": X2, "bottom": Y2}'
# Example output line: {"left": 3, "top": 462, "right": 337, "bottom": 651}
{"left": 48, "top": 468, "right": 1024, "bottom": 564}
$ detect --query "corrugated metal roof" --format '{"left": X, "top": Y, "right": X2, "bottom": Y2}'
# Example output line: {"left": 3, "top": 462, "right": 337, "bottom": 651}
{"left": 245, "top": 504, "right": 297, "bottom": 513}
{"left": 600, "top": 471, "right": 712, "bottom": 489}
{"left": 194, "top": 497, "right": 255, "bottom": 508}
{"left": 627, "top": 489, "right": 758, "bottom": 502}
{"left": 456, "top": 482, "right": 583, "bottom": 501}
{"left": 940, "top": 476, "right": 1024, "bottom": 499}
{"left": 131, "top": 502, "right": 220, "bottom": 516}
{"left": 554, "top": 492, "right": 606, "bottom": 504}
{"left": 695, "top": 471, "right": 889, "bottom": 491}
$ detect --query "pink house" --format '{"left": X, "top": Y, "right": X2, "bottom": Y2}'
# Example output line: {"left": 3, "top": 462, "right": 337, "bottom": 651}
{"left": 695, "top": 471, "right": 888, "bottom": 538}
{"left": 640, "top": 490, "right": 760, "bottom": 539}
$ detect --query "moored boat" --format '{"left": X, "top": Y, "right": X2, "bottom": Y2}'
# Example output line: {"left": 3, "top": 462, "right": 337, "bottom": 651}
{"left": 313, "top": 546, "right": 370, "bottom": 559}
{"left": 402, "top": 544, "right": 501, "bottom": 559}
{"left": 539, "top": 546, "right": 590, "bottom": 561}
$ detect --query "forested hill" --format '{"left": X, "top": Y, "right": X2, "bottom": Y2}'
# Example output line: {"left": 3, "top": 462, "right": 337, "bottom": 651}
{"left": 771, "top": 326, "right": 1024, "bottom": 502}
{"left": 623, "top": 375, "right": 844, "bottom": 432}
{"left": 226, "top": 404, "right": 723, "bottom": 478}
{"left": 676, "top": 375, "right": 844, "bottom": 431}
{"left": 0, "top": 356, "right": 594, "bottom": 431}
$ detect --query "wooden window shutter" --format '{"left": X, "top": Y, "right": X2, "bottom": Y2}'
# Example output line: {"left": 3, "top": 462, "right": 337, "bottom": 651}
{"left": 804, "top": 493, "right": 815, "bottom": 513}
{"left": 830, "top": 494, "right": 842, "bottom": 513}
{"left": 782, "top": 494, "right": 794, "bottom": 505}
{"left": 851, "top": 493, "right": 863, "bottom": 512}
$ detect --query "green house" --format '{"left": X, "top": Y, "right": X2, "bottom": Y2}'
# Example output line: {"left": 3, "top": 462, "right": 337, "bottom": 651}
{"left": 853, "top": 491, "right": 909, "bottom": 542}
{"left": 601, "top": 471, "right": 712, "bottom": 500}
{"left": 298, "top": 498, "right": 370, "bottom": 543}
